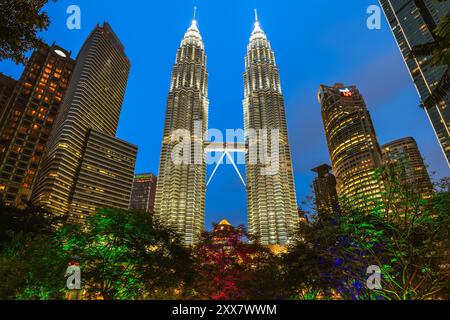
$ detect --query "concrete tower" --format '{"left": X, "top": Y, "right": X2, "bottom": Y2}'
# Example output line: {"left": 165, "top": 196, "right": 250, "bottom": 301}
{"left": 243, "top": 11, "right": 298, "bottom": 245}
{"left": 154, "top": 15, "right": 209, "bottom": 245}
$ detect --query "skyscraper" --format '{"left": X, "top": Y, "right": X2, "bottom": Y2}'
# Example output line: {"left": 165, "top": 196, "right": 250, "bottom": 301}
{"left": 68, "top": 129, "right": 137, "bottom": 221}
{"left": 318, "top": 84, "right": 384, "bottom": 210}
{"left": 154, "top": 17, "right": 209, "bottom": 245}
{"left": 129, "top": 173, "right": 157, "bottom": 213}
{"left": 243, "top": 13, "right": 298, "bottom": 245}
{"left": 32, "top": 23, "right": 135, "bottom": 220}
{"left": 382, "top": 137, "right": 433, "bottom": 195}
{"left": 311, "top": 164, "right": 340, "bottom": 216}
{"left": 0, "top": 44, "right": 75, "bottom": 206}
{"left": 379, "top": 0, "right": 450, "bottom": 165}
{"left": 0, "top": 73, "right": 17, "bottom": 117}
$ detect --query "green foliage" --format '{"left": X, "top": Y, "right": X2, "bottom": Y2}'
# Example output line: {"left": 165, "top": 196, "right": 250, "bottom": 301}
{"left": 0, "top": 202, "right": 67, "bottom": 299}
{"left": 0, "top": 206, "right": 194, "bottom": 300}
{"left": 58, "top": 209, "right": 194, "bottom": 300}
{"left": 284, "top": 167, "right": 450, "bottom": 300}
{"left": 0, "top": 0, "right": 57, "bottom": 64}
{"left": 0, "top": 201, "right": 63, "bottom": 255}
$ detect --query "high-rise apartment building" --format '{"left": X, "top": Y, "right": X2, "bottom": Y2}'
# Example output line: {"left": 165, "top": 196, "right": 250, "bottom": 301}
{"left": 379, "top": 0, "right": 450, "bottom": 165}
{"left": 311, "top": 164, "right": 340, "bottom": 216}
{"left": 32, "top": 23, "right": 135, "bottom": 220}
{"left": 382, "top": 136, "right": 433, "bottom": 195}
{"left": 0, "top": 73, "right": 17, "bottom": 116}
{"left": 243, "top": 14, "right": 298, "bottom": 245}
{"left": 0, "top": 44, "right": 75, "bottom": 206}
{"left": 318, "top": 84, "right": 384, "bottom": 210}
{"left": 129, "top": 173, "right": 157, "bottom": 213}
{"left": 154, "top": 18, "right": 209, "bottom": 245}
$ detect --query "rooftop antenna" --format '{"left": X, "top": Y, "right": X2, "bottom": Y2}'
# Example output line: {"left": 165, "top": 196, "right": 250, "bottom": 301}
{"left": 254, "top": 8, "right": 258, "bottom": 22}
{"left": 193, "top": 6, "right": 197, "bottom": 20}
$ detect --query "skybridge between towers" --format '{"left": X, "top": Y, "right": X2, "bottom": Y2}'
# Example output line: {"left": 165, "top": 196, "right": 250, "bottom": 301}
{"left": 204, "top": 141, "right": 248, "bottom": 188}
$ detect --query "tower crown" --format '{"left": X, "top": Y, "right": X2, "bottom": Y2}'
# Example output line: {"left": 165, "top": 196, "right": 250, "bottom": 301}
{"left": 250, "top": 9, "right": 267, "bottom": 42}
{"left": 181, "top": 8, "right": 203, "bottom": 48}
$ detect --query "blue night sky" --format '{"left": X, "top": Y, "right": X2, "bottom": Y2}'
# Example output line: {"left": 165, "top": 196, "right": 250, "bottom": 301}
{"left": 0, "top": 0, "right": 448, "bottom": 229}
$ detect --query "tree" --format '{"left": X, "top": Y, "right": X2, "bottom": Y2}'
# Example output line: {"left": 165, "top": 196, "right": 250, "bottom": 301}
{"left": 0, "top": 201, "right": 63, "bottom": 254}
{"left": 0, "top": 0, "right": 57, "bottom": 64}
{"left": 0, "top": 202, "right": 67, "bottom": 300}
{"left": 190, "top": 222, "right": 286, "bottom": 300}
{"left": 59, "top": 208, "right": 194, "bottom": 300}
{"left": 0, "top": 206, "right": 194, "bottom": 300}
{"left": 284, "top": 166, "right": 450, "bottom": 300}
{"left": 0, "top": 235, "right": 69, "bottom": 300}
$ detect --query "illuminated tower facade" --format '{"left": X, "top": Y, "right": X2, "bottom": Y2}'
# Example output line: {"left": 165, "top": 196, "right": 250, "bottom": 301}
{"left": 0, "top": 44, "right": 74, "bottom": 206}
{"left": 32, "top": 23, "right": 135, "bottom": 221}
{"left": 154, "top": 18, "right": 209, "bottom": 245}
{"left": 318, "top": 84, "right": 384, "bottom": 210}
{"left": 379, "top": 0, "right": 450, "bottom": 165}
{"left": 382, "top": 137, "right": 433, "bottom": 196}
{"left": 243, "top": 14, "right": 298, "bottom": 245}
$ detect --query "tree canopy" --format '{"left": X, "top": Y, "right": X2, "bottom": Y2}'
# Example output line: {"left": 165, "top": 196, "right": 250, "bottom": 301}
{"left": 0, "top": 0, "right": 57, "bottom": 64}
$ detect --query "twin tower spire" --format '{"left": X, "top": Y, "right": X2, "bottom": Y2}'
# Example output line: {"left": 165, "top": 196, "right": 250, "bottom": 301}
{"left": 184, "top": 8, "right": 266, "bottom": 43}
{"left": 155, "top": 8, "right": 298, "bottom": 246}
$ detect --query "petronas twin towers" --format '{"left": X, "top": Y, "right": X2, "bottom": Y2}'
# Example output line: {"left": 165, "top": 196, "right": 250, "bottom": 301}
{"left": 155, "top": 12, "right": 298, "bottom": 245}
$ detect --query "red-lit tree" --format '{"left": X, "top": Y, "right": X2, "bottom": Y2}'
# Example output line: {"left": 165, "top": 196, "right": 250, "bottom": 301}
{"left": 190, "top": 220, "right": 286, "bottom": 300}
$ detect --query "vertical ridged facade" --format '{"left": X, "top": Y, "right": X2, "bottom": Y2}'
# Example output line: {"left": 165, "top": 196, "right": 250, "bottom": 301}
{"left": 379, "top": 0, "right": 450, "bottom": 165}
{"left": 243, "top": 18, "right": 298, "bottom": 245}
{"left": 154, "top": 19, "right": 209, "bottom": 245}
{"left": 32, "top": 23, "right": 131, "bottom": 218}
{"left": 318, "top": 84, "right": 384, "bottom": 210}
{"left": 0, "top": 44, "right": 74, "bottom": 206}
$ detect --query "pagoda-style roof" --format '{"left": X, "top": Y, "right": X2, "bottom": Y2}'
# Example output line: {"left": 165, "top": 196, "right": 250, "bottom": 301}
{"left": 218, "top": 219, "right": 232, "bottom": 226}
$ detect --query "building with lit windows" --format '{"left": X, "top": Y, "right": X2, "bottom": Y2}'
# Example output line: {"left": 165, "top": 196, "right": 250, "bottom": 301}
{"left": 69, "top": 129, "right": 137, "bottom": 221}
{"left": 243, "top": 13, "right": 299, "bottom": 245}
{"left": 382, "top": 137, "right": 433, "bottom": 196}
{"left": 311, "top": 164, "right": 340, "bottom": 216}
{"left": 154, "top": 17, "right": 209, "bottom": 245}
{"left": 32, "top": 23, "right": 136, "bottom": 221}
{"left": 318, "top": 84, "right": 384, "bottom": 210}
{"left": 379, "top": 0, "right": 450, "bottom": 166}
{"left": 155, "top": 13, "right": 299, "bottom": 246}
{"left": 0, "top": 73, "right": 17, "bottom": 117}
{"left": 129, "top": 173, "right": 157, "bottom": 213}
{"left": 0, "top": 44, "right": 74, "bottom": 206}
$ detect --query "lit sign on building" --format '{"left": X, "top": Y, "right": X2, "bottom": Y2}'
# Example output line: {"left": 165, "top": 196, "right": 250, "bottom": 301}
{"left": 339, "top": 88, "right": 353, "bottom": 97}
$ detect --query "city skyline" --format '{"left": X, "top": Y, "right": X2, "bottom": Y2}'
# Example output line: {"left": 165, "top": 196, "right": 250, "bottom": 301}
{"left": 0, "top": 0, "right": 448, "bottom": 228}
